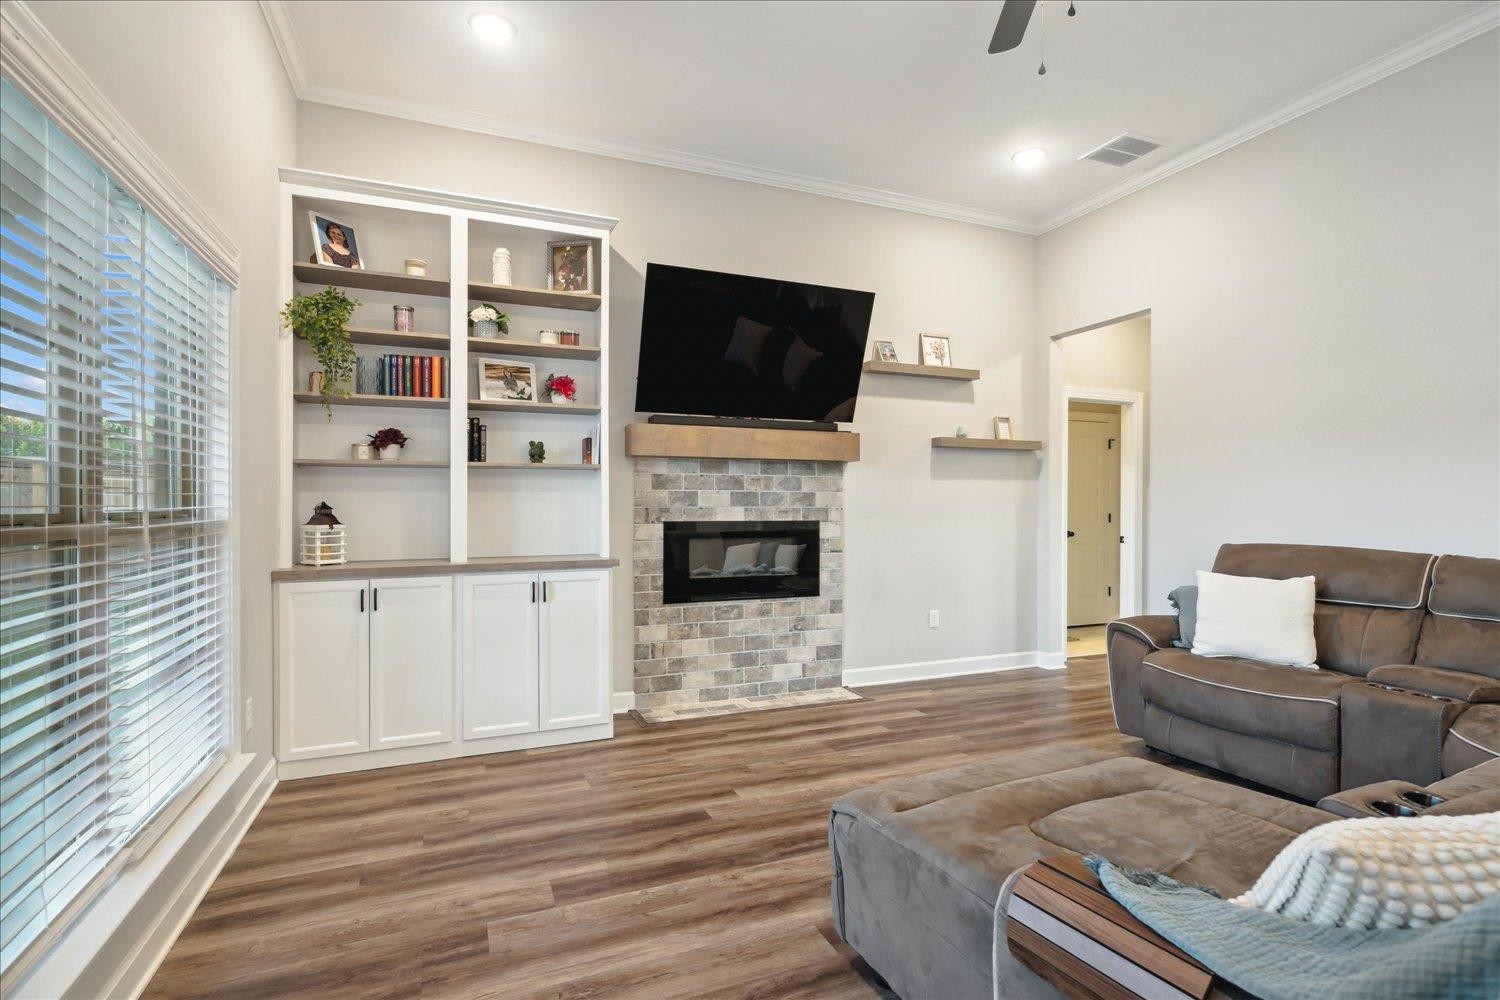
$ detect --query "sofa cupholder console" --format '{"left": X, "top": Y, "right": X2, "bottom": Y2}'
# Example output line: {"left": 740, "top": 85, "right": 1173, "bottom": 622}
{"left": 1317, "top": 778, "right": 1452, "bottom": 819}
{"left": 1340, "top": 681, "right": 1465, "bottom": 790}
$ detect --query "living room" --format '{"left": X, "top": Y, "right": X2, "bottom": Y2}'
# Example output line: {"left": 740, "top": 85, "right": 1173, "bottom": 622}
{"left": 1, "top": 2, "right": 1496, "bottom": 998}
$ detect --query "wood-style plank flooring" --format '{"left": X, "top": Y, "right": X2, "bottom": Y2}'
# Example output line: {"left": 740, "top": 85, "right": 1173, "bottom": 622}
{"left": 146, "top": 658, "right": 1129, "bottom": 999}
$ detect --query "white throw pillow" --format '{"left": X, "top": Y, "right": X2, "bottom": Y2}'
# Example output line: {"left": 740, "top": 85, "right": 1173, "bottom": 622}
{"left": 722, "top": 541, "right": 760, "bottom": 573}
{"left": 774, "top": 543, "right": 804, "bottom": 571}
{"left": 1192, "top": 570, "right": 1317, "bottom": 666}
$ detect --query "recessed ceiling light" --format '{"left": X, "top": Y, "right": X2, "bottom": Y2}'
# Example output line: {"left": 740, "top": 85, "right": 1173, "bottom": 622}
{"left": 1011, "top": 147, "right": 1047, "bottom": 170}
{"left": 468, "top": 11, "right": 517, "bottom": 45}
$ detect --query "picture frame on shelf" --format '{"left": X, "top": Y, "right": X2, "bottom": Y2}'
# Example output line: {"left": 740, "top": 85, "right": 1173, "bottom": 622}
{"left": 476, "top": 357, "right": 536, "bottom": 401}
{"left": 308, "top": 212, "right": 364, "bottom": 270}
{"left": 918, "top": 333, "right": 952, "bottom": 367}
{"left": 872, "top": 340, "right": 898, "bottom": 363}
{"left": 993, "top": 416, "right": 1013, "bottom": 440}
{"left": 547, "top": 239, "right": 595, "bottom": 293}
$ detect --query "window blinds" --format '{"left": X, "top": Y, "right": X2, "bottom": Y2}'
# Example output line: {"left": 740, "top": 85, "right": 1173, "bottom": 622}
{"left": 0, "top": 80, "right": 232, "bottom": 971}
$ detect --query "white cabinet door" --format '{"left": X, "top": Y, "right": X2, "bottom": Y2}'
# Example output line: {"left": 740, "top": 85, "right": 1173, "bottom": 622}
{"left": 538, "top": 569, "right": 610, "bottom": 731}
{"left": 369, "top": 576, "right": 455, "bottom": 750}
{"left": 277, "top": 580, "right": 369, "bottom": 761}
{"left": 461, "top": 573, "right": 539, "bottom": 740}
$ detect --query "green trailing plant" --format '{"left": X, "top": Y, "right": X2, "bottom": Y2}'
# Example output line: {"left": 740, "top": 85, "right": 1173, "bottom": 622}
{"left": 281, "top": 287, "right": 360, "bottom": 418}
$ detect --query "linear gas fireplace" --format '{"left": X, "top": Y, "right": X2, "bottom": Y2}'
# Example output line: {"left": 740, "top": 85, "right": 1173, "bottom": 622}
{"left": 662, "top": 520, "right": 820, "bottom": 604}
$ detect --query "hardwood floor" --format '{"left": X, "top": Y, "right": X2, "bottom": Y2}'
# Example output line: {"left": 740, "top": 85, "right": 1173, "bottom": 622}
{"left": 146, "top": 657, "right": 1128, "bottom": 999}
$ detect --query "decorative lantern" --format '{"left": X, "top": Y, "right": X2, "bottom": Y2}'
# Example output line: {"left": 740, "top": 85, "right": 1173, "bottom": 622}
{"left": 299, "top": 500, "right": 348, "bottom": 567}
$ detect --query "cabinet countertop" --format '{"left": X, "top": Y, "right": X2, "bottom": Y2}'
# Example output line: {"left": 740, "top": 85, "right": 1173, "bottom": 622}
{"left": 272, "top": 555, "right": 619, "bottom": 583}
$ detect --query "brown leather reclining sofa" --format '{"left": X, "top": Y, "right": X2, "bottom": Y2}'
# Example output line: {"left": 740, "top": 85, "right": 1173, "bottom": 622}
{"left": 1107, "top": 543, "right": 1500, "bottom": 800}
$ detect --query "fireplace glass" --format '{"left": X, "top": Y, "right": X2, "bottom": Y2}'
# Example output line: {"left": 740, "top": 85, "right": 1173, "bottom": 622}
{"left": 662, "top": 520, "right": 820, "bottom": 604}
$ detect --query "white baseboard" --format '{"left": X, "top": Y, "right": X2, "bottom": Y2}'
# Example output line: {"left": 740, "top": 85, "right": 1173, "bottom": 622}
{"left": 13, "top": 753, "right": 276, "bottom": 1000}
{"left": 842, "top": 651, "right": 1053, "bottom": 688}
{"left": 1037, "top": 651, "right": 1069, "bottom": 670}
{"left": 611, "top": 691, "right": 635, "bottom": 714}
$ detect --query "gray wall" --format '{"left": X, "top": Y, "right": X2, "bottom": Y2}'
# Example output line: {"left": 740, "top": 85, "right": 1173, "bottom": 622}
{"left": 1038, "top": 35, "right": 1500, "bottom": 624}
{"left": 296, "top": 103, "right": 1043, "bottom": 697}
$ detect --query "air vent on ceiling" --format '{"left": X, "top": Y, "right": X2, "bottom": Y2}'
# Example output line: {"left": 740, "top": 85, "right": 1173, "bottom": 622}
{"left": 1080, "top": 133, "right": 1163, "bottom": 167}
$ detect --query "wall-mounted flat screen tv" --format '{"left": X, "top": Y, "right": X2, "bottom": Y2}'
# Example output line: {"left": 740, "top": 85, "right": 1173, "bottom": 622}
{"left": 633, "top": 263, "right": 874, "bottom": 422}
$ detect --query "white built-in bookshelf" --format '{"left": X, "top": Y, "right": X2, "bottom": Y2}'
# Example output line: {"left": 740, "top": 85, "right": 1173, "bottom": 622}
{"left": 276, "top": 169, "right": 617, "bottom": 569}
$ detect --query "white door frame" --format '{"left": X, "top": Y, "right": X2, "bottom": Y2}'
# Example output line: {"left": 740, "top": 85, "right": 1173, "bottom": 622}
{"left": 1041, "top": 312, "right": 1149, "bottom": 663}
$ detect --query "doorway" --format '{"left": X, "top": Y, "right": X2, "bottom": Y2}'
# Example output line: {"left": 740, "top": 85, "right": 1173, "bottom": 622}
{"left": 1067, "top": 402, "right": 1122, "bottom": 655}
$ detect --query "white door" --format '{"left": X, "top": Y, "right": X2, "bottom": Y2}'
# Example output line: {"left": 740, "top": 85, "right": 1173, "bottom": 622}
{"left": 538, "top": 570, "right": 610, "bottom": 731}
{"left": 1068, "top": 404, "right": 1122, "bottom": 626}
{"left": 369, "top": 576, "right": 455, "bottom": 750}
{"left": 276, "top": 580, "right": 369, "bottom": 761}
{"left": 461, "top": 573, "right": 540, "bottom": 740}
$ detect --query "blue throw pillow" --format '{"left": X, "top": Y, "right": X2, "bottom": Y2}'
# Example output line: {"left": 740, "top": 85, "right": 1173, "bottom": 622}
{"left": 1168, "top": 585, "right": 1198, "bottom": 649}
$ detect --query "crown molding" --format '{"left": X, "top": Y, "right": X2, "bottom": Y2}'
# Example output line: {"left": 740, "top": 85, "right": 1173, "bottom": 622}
{"left": 258, "top": 0, "right": 1498, "bottom": 239}
{"left": 1036, "top": 2, "right": 1500, "bottom": 233}
{"left": 0, "top": 0, "right": 241, "bottom": 281}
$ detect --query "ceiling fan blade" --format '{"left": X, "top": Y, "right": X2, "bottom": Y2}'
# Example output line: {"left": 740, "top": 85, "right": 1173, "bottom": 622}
{"left": 988, "top": 0, "right": 1038, "bottom": 54}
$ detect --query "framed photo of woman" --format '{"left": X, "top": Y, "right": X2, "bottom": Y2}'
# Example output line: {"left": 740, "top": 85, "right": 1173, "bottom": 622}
{"left": 546, "top": 239, "right": 595, "bottom": 293}
{"left": 309, "top": 213, "right": 363, "bottom": 270}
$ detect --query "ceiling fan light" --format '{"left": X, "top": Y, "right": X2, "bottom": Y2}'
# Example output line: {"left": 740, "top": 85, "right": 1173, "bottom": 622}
{"left": 1011, "top": 147, "right": 1047, "bottom": 169}
{"left": 468, "top": 11, "right": 517, "bottom": 45}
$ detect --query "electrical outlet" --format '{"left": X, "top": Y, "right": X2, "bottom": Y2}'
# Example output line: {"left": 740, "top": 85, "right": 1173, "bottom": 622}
{"left": 243, "top": 697, "right": 253, "bottom": 734}
{"left": 928, "top": 609, "right": 940, "bottom": 628}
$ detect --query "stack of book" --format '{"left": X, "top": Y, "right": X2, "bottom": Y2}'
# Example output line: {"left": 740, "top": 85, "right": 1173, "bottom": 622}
{"left": 374, "top": 354, "right": 448, "bottom": 398}
{"left": 467, "top": 417, "right": 487, "bottom": 463}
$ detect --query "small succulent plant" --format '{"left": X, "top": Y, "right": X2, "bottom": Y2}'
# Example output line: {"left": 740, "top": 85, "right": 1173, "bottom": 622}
{"left": 527, "top": 440, "right": 545, "bottom": 464}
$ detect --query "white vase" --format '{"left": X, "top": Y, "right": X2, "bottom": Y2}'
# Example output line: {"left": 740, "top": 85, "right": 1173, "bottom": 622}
{"left": 550, "top": 391, "right": 568, "bottom": 404}
{"left": 473, "top": 320, "right": 500, "bottom": 339}
{"left": 377, "top": 446, "right": 402, "bottom": 462}
{"left": 491, "top": 248, "right": 512, "bottom": 286}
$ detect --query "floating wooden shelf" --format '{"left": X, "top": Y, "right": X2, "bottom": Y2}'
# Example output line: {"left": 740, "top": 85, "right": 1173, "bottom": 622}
{"left": 467, "top": 279, "right": 602, "bottom": 312}
{"left": 468, "top": 398, "right": 600, "bottom": 415}
{"left": 294, "top": 261, "right": 449, "bottom": 297}
{"left": 294, "top": 392, "right": 448, "bottom": 409}
{"left": 294, "top": 458, "right": 447, "bottom": 468}
{"left": 345, "top": 326, "right": 450, "bottom": 350}
{"left": 625, "top": 422, "right": 859, "bottom": 463}
{"left": 271, "top": 553, "right": 620, "bottom": 583}
{"left": 469, "top": 462, "right": 600, "bottom": 471}
{"left": 863, "top": 360, "right": 980, "bottom": 382}
{"left": 932, "top": 436, "right": 1043, "bottom": 452}
{"left": 468, "top": 337, "right": 602, "bottom": 361}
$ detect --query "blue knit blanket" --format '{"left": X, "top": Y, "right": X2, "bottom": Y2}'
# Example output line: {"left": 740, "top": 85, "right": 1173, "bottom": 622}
{"left": 1086, "top": 856, "right": 1500, "bottom": 1000}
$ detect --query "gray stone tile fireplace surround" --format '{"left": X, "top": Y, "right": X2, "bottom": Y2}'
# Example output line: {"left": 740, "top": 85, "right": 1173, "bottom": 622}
{"left": 633, "top": 458, "right": 844, "bottom": 709}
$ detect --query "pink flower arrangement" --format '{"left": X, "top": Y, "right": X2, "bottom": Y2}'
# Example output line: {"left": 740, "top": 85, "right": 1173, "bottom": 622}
{"left": 544, "top": 374, "right": 577, "bottom": 401}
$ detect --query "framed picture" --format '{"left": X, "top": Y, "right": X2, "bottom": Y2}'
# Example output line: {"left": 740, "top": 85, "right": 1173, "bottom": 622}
{"left": 872, "top": 340, "right": 898, "bottom": 363}
{"left": 918, "top": 333, "right": 952, "bottom": 367}
{"left": 476, "top": 357, "right": 536, "bottom": 401}
{"left": 993, "top": 416, "right": 1013, "bottom": 440}
{"left": 547, "top": 239, "right": 595, "bottom": 293}
{"left": 308, "top": 212, "right": 363, "bottom": 270}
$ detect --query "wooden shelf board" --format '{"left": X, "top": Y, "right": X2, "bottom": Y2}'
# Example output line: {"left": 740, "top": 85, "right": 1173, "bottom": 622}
{"left": 294, "top": 261, "right": 450, "bottom": 297}
{"left": 467, "top": 279, "right": 602, "bottom": 312}
{"left": 294, "top": 458, "right": 447, "bottom": 469}
{"left": 468, "top": 398, "right": 600, "bottom": 415}
{"left": 345, "top": 326, "right": 450, "bottom": 350}
{"left": 932, "top": 436, "right": 1043, "bottom": 451}
{"left": 271, "top": 553, "right": 619, "bottom": 583}
{"left": 625, "top": 422, "right": 859, "bottom": 463}
{"left": 468, "top": 337, "right": 602, "bottom": 361}
{"left": 294, "top": 392, "right": 448, "bottom": 409}
{"left": 469, "top": 462, "right": 600, "bottom": 471}
{"left": 862, "top": 360, "right": 980, "bottom": 382}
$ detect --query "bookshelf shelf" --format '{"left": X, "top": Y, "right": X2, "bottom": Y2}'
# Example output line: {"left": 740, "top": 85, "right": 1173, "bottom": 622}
{"left": 469, "top": 462, "right": 600, "bottom": 471}
{"left": 293, "top": 261, "right": 450, "bottom": 297}
{"left": 293, "top": 458, "right": 448, "bottom": 469}
{"left": 346, "top": 326, "right": 451, "bottom": 350}
{"left": 467, "top": 398, "right": 601, "bottom": 415}
{"left": 293, "top": 392, "right": 448, "bottom": 409}
{"left": 467, "top": 337, "right": 601, "bottom": 361}
{"left": 466, "top": 279, "right": 601, "bottom": 312}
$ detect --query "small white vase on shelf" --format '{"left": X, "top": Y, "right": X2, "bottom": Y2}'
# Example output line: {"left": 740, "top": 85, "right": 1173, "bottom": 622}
{"left": 550, "top": 391, "right": 568, "bottom": 404}
{"left": 491, "top": 247, "right": 512, "bottom": 286}
{"left": 473, "top": 320, "right": 500, "bottom": 339}
{"left": 377, "top": 446, "right": 403, "bottom": 462}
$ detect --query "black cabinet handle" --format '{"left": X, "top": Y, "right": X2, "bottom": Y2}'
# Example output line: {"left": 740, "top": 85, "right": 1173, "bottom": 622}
{"left": 543, "top": 581, "right": 549, "bottom": 603}
{"left": 373, "top": 588, "right": 379, "bottom": 612}
{"left": 531, "top": 581, "right": 537, "bottom": 603}
{"left": 359, "top": 589, "right": 365, "bottom": 612}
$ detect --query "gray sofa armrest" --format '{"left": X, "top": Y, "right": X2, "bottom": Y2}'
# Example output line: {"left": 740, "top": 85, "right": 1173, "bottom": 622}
{"left": 1366, "top": 664, "right": 1500, "bottom": 704}
{"left": 1105, "top": 615, "right": 1177, "bottom": 737}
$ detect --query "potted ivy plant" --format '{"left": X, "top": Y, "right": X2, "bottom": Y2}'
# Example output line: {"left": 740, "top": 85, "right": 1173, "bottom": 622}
{"left": 468, "top": 303, "right": 509, "bottom": 338}
{"left": 280, "top": 287, "right": 359, "bottom": 418}
{"left": 368, "top": 427, "right": 409, "bottom": 461}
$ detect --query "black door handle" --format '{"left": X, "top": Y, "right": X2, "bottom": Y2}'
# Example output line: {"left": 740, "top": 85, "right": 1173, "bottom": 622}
{"left": 359, "top": 589, "right": 365, "bottom": 612}
{"left": 531, "top": 581, "right": 536, "bottom": 603}
{"left": 1067, "top": 530, "right": 1076, "bottom": 538}
{"left": 542, "top": 581, "right": 549, "bottom": 603}
{"left": 372, "top": 587, "right": 379, "bottom": 612}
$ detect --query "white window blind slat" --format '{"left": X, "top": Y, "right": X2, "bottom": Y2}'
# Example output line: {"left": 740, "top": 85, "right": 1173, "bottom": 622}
{"left": 0, "top": 79, "right": 231, "bottom": 973}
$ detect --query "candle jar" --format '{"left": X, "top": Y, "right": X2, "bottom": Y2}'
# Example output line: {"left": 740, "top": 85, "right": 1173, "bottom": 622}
{"left": 393, "top": 305, "right": 415, "bottom": 332}
{"left": 404, "top": 258, "right": 427, "bottom": 277}
{"left": 559, "top": 330, "right": 580, "bottom": 346}
{"left": 539, "top": 329, "right": 561, "bottom": 345}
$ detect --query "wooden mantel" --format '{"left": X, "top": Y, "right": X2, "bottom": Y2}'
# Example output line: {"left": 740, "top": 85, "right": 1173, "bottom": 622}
{"left": 625, "top": 422, "right": 860, "bottom": 462}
